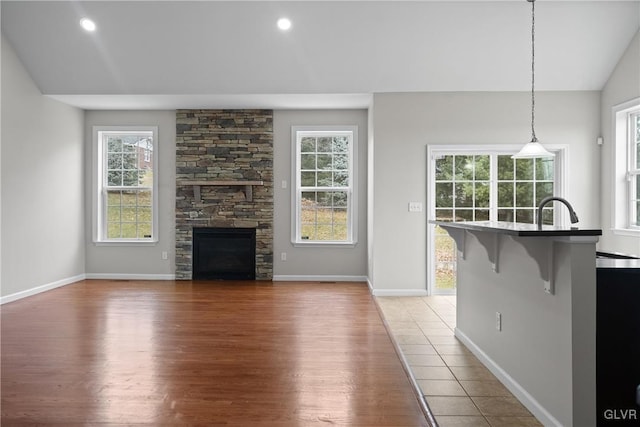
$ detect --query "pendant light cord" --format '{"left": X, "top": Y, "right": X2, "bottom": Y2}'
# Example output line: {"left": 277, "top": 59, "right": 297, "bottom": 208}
{"left": 530, "top": 0, "right": 537, "bottom": 143}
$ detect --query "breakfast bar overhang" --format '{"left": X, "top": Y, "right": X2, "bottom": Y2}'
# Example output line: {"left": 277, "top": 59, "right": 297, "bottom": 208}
{"left": 430, "top": 220, "right": 602, "bottom": 427}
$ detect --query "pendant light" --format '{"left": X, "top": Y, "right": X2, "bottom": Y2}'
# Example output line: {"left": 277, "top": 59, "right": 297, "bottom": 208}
{"left": 512, "top": 0, "right": 555, "bottom": 159}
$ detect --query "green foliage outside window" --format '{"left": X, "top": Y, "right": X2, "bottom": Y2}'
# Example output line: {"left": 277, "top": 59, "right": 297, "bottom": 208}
{"left": 299, "top": 134, "right": 351, "bottom": 242}
{"left": 103, "top": 132, "right": 154, "bottom": 240}
{"left": 435, "top": 154, "right": 554, "bottom": 224}
{"left": 434, "top": 152, "right": 556, "bottom": 292}
{"left": 435, "top": 155, "right": 491, "bottom": 222}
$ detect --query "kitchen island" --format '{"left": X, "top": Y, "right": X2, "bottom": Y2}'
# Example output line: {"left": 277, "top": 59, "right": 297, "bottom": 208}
{"left": 430, "top": 220, "right": 602, "bottom": 427}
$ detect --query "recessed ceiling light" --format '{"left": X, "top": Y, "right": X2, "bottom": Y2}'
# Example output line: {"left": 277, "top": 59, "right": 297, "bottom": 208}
{"left": 277, "top": 18, "right": 292, "bottom": 31}
{"left": 80, "top": 18, "right": 96, "bottom": 32}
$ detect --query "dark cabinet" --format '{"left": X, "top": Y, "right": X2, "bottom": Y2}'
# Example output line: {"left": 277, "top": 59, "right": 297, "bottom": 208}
{"left": 596, "top": 256, "right": 640, "bottom": 426}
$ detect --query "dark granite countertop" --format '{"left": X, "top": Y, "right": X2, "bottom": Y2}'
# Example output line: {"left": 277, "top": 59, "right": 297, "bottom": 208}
{"left": 429, "top": 220, "right": 603, "bottom": 237}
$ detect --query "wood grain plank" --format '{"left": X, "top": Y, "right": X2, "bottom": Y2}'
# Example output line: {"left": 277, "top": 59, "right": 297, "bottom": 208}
{"left": 1, "top": 280, "right": 430, "bottom": 426}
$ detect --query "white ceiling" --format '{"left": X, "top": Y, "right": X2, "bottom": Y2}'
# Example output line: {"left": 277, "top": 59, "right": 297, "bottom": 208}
{"left": 2, "top": 0, "right": 639, "bottom": 109}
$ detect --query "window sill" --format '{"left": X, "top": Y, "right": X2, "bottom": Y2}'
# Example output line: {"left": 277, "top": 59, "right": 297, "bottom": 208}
{"left": 94, "top": 240, "right": 158, "bottom": 247}
{"left": 292, "top": 241, "right": 357, "bottom": 249}
{"left": 611, "top": 228, "right": 640, "bottom": 237}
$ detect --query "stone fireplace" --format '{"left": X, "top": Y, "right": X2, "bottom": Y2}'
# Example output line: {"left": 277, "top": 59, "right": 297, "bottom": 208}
{"left": 175, "top": 109, "right": 273, "bottom": 280}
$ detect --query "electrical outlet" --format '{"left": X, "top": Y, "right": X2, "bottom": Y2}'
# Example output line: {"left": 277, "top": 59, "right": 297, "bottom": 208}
{"left": 281, "top": 180, "right": 287, "bottom": 189}
{"left": 162, "top": 251, "right": 168, "bottom": 260}
{"left": 496, "top": 312, "right": 502, "bottom": 331}
{"left": 281, "top": 252, "right": 287, "bottom": 261}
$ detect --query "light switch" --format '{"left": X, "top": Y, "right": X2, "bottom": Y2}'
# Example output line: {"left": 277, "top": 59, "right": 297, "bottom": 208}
{"left": 408, "top": 202, "right": 423, "bottom": 212}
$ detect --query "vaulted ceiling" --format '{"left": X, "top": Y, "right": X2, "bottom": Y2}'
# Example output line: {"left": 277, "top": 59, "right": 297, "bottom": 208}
{"left": 2, "top": 0, "right": 639, "bottom": 109}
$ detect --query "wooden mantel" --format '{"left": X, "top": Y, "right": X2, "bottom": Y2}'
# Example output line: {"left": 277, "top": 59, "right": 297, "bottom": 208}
{"left": 179, "top": 180, "right": 264, "bottom": 202}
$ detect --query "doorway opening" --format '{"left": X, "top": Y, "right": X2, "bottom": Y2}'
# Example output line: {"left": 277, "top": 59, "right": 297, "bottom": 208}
{"left": 428, "top": 146, "right": 564, "bottom": 294}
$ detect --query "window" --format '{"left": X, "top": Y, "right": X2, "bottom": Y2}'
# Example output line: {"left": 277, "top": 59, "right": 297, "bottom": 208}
{"left": 497, "top": 156, "right": 555, "bottom": 224}
{"left": 429, "top": 146, "right": 565, "bottom": 294}
{"left": 93, "top": 126, "right": 158, "bottom": 243}
{"left": 613, "top": 99, "right": 640, "bottom": 233}
{"left": 631, "top": 111, "right": 640, "bottom": 228}
{"left": 434, "top": 155, "right": 491, "bottom": 222}
{"left": 292, "top": 126, "right": 357, "bottom": 246}
{"left": 434, "top": 154, "right": 555, "bottom": 224}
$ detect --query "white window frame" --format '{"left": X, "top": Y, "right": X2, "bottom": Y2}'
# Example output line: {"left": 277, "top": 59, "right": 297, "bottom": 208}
{"left": 612, "top": 98, "right": 640, "bottom": 235}
{"left": 92, "top": 126, "right": 159, "bottom": 245}
{"left": 291, "top": 126, "right": 358, "bottom": 247}
{"left": 427, "top": 144, "right": 567, "bottom": 295}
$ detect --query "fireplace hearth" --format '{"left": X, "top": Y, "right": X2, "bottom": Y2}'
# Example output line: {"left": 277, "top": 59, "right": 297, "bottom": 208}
{"left": 192, "top": 228, "right": 256, "bottom": 280}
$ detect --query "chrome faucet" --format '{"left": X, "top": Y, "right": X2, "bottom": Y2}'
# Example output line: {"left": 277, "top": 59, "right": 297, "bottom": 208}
{"left": 537, "top": 196, "right": 579, "bottom": 230}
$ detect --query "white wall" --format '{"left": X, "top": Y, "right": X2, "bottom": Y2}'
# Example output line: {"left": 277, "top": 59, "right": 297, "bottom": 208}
{"left": 84, "top": 111, "right": 176, "bottom": 278}
{"left": 272, "top": 109, "right": 368, "bottom": 280}
{"left": 370, "top": 91, "right": 601, "bottom": 293}
{"left": 1, "top": 36, "right": 85, "bottom": 299}
{"left": 455, "top": 231, "right": 597, "bottom": 426}
{"left": 600, "top": 30, "right": 640, "bottom": 257}
{"left": 85, "top": 109, "right": 367, "bottom": 280}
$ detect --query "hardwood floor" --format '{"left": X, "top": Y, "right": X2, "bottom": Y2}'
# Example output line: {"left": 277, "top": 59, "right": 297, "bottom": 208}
{"left": 1, "top": 280, "right": 430, "bottom": 426}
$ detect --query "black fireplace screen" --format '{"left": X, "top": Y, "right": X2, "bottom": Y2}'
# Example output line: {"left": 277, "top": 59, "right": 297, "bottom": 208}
{"left": 192, "top": 228, "right": 256, "bottom": 280}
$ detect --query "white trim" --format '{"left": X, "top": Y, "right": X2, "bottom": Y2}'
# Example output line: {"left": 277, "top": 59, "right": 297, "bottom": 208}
{"left": 93, "top": 126, "right": 159, "bottom": 244}
{"left": 85, "top": 273, "right": 176, "bottom": 280}
{"left": 272, "top": 275, "right": 367, "bottom": 282}
{"left": 455, "top": 328, "right": 563, "bottom": 427}
{"left": 367, "top": 277, "right": 374, "bottom": 293}
{"left": 426, "top": 144, "right": 568, "bottom": 295}
{"left": 611, "top": 98, "right": 640, "bottom": 231}
{"left": 628, "top": 112, "right": 640, "bottom": 228}
{"left": 291, "top": 241, "right": 357, "bottom": 248}
{"left": 370, "top": 289, "right": 429, "bottom": 297}
{"left": 93, "top": 241, "right": 159, "bottom": 247}
{"left": 290, "top": 125, "right": 358, "bottom": 246}
{"left": 0, "top": 274, "right": 86, "bottom": 305}
{"left": 611, "top": 228, "right": 640, "bottom": 237}
{"left": 431, "top": 289, "right": 456, "bottom": 296}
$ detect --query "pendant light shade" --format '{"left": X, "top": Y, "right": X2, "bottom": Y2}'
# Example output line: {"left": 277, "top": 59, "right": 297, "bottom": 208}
{"left": 512, "top": 0, "right": 555, "bottom": 159}
{"left": 512, "top": 139, "right": 555, "bottom": 159}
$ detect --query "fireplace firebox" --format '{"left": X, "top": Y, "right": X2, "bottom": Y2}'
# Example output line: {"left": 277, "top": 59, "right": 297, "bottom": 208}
{"left": 192, "top": 228, "right": 256, "bottom": 280}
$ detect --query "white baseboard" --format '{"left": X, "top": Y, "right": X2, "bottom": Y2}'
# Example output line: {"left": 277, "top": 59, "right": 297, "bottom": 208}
{"left": 85, "top": 273, "right": 176, "bottom": 280}
{"left": 0, "top": 274, "right": 86, "bottom": 305}
{"left": 272, "top": 275, "right": 367, "bottom": 282}
{"left": 370, "top": 289, "right": 429, "bottom": 297}
{"left": 364, "top": 278, "right": 429, "bottom": 296}
{"left": 455, "top": 328, "right": 562, "bottom": 427}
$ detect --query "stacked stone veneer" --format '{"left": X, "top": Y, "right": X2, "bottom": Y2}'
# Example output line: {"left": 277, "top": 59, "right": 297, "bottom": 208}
{"left": 175, "top": 110, "right": 273, "bottom": 280}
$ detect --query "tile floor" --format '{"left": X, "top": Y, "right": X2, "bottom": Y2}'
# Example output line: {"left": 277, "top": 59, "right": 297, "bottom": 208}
{"left": 376, "top": 295, "right": 543, "bottom": 427}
